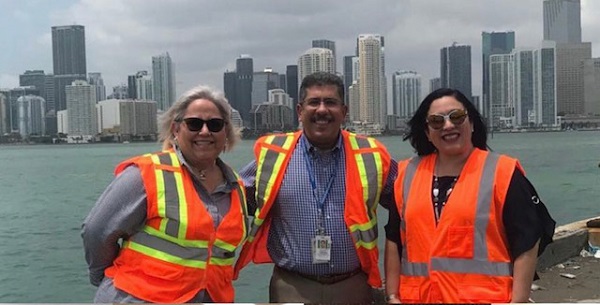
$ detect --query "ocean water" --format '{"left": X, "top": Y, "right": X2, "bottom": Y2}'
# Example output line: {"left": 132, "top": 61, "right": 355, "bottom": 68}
{"left": 0, "top": 131, "right": 598, "bottom": 302}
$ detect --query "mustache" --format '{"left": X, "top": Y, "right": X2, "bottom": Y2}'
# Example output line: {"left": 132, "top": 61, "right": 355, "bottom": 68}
{"left": 310, "top": 114, "right": 334, "bottom": 123}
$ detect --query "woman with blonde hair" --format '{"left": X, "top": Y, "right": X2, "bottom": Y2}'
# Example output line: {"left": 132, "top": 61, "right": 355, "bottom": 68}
{"left": 82, "top": 85, "right": 248, "bottom": 303}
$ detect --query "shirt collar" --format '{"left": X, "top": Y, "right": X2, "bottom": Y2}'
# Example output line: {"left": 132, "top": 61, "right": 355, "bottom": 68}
{"left": 300, "top": 131, "right": 343, "bottom": 155}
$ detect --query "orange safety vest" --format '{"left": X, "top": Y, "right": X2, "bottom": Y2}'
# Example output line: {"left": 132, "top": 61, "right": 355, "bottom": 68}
{"left": 233, "top": 130, "right": 391, "bottom": 288}
{"left": 104, "top": 150, "right": 248, "bottom": 303}
{"left": 394, "top": 148, "right": 523, "bottom": 303}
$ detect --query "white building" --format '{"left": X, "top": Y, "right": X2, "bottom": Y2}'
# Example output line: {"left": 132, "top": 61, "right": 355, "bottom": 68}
{"left": 136, "top": 74, "right": 153, "bottom": 100}
{"left": 65, "top": 80, "right": 97, "bottom": 138}
{"left": 57, "top": 110, "right": 68, "bottom": 135}
{"left": 358, "top": 34, "right": 386, "bottom": 129}
{"left": 17, "top": 95, "right": 46, "bottom": 137}
{"left": 392, "top": 71, "right": 422, "bottom": 118}
{"left": 297, "top": 48, "right": 335, "bottom": 82}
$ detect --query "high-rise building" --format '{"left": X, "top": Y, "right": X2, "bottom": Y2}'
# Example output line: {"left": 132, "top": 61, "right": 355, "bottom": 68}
{"left": 285, "top": 65, "right": 299, "bottom": 127}
{"left": 583, "top": 58, "right": 600, "bottom": 115}
{"left": 6, "top": 87, "right": 40, "bottom": 132}
{"left": 52, "top": 25, "right": 87, "bottom": 112}
{"left": 97, "top": 99, "right": 157, "bottom": 138}
{"left": 543, "top": 0, "right": 581, "bottom": 44}
{"left": 252, "top": 68, "right": 281, "bottom": 105}
{"left": 152, "top": 52, "right": 176, "bottom": 111}
{"left": 65, "top": 80, "right": 97, "bottom": 137}
{"left": 17, "top": 95, "right": 46, "bottom": 137}
{"left": 501, "top": 42, "right": 557, "bottom": 128}
{"left": 441, "top": 43, "right": 472, "bottom": 100}
{"left": 482, "top": 31, "right": 515, "bottom": 121}
{"left": 127, "top": 75, "right": 137, "bottom": 99}
{"left": 88, "top": 72, "right": 106, "bottom": 102}
{"left": 555, "top": 42, "right": 591, "bottom": 115}
{"left": 0, "top": 93, "right": 7, "bottom": 135}
{"left": 357, "top": 34, "right": 386, "bottom": 128}
{"left": 223, "top": 71, "right": 237, "bottom": 109}
{"left": 235, "top": 55, "right": 253, "bottom": 127}
{"left": 392, "top": 71, "right": 422, "bottom": 118}
{"left": 429, "top": 77, "right": 441, "bottom": 93}
{"left": 489, "top": 54, "right": 515, "bottom": 128}
{"left": 297, "top": 48, "right": 335, "bottom": 82}
{"left": 44, "top": 74, "right": 55, "bottom": 113}
{"left": 312, "top": 39, "right": 336, "bottom": 72}
{"left": 343, "top": 56, "right": 359, "bottom": 105}
{"left": 136, "top": 73, "right": 153, "bottom": 101}
{"left": 19, "top": 70, "right": 46, "bottom": 100}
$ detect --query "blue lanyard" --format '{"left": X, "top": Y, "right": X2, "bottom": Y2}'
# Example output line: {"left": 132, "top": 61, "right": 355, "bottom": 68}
{"left": 302, "top": 140, "right": 339, "bottom": 218}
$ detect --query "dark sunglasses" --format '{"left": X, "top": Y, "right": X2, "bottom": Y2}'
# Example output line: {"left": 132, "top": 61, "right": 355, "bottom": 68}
{"left": 426, "top": 109, "right": 468, "bottom": 130}
{"left": 179, "top": 117, "right": 226, "bottom": 132}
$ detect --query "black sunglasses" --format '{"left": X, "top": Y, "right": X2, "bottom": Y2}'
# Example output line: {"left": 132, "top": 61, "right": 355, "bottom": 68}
{"left": 179, "top": 117, "right": 226, "bottom": 132}
{"left": 426, "top": 109, "right": 468, "bottom": 130}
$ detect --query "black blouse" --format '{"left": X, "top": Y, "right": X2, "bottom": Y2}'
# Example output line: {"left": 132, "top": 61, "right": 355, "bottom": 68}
{"left": 384, "top": 169, "right": 556, "bottom": 261}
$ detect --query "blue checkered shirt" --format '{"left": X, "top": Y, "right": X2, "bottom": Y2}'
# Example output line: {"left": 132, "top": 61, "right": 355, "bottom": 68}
{"left": 240, "top": 133, "right": 397, "bottom": 276}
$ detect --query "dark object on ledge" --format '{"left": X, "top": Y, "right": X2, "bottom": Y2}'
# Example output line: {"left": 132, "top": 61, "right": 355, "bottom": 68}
{"left": 586, "top": 218, "right": 600, "bottom": 228}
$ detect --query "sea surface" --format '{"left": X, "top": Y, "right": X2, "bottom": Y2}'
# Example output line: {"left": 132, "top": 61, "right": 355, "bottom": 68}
{"left": 0, "top": 131, "right": 598, "bottom": 302}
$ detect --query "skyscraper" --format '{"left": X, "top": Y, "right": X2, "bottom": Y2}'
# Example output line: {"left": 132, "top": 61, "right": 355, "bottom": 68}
{"left": 392, "top": 71, "right": 422, "bottom": 118}
{"left": 152, "top": 52, "right": 176, "bottom": 111}
{"left": 65, "top": 80, "right": 97, "bottom": 137}
{"left": 583, "top": 58, "right": 600, "bottom": 115}
{"left": 285, "top": 65, "right": 298, "bottom": 127}
{"left": 343, "top": 56, "right": 359, "bottom": 105}
{"left": 52, "top": 25, "right": 87, "bottom": 112}
{"left": 543, "top": 0, "right": 581, "bottom": 44}
{"left": 88, "top": 72, "right": 106, "bottom": 102}
{"left": 357, "top": 34, "right": 386, "bottom": 127}
{"left": 482, "top": 31, "right": 515, "bottom": 121}
{"left": 441, "top": 43, "right": 472, "bottom": 100}
{"left": 235, "top": 55, "right": 253, "bottom": 127}
{"left": 297, "top": 48, "right": 335, "bottom": 82}
{"left": 252, "top": 68, "right": 280, "bottom": 105}
{"left": 312, "top": 39, "right": 336, "bottom": 72}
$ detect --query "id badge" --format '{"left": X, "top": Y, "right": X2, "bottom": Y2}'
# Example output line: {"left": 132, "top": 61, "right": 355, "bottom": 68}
{"left": 312, "top": 235, "right": 331, "bottom": 263}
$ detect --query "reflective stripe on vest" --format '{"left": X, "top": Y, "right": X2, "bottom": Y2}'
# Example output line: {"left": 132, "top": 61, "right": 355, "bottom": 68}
{"left": 124, "top": 152, "right": 210, "bottom": 269}
{"left": 248, "top": 133, "right": 295, "bottom": 242}
{"left": 400, "top": 152, "right": 512, "bottom": 276}
{"left": 348, "top": 134, "right": 382, "bottom": 249}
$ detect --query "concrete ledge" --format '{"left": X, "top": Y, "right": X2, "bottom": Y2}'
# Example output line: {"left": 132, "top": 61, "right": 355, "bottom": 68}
{"left": 536, "top": 228, "right": 588, "bottom": 271}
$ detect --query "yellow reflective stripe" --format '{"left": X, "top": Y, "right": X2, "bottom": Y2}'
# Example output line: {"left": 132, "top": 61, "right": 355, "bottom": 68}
{"left": 144, "top": 226, "right": 209, "bottom": 248}
{"left": 168, "top": 151, "right": 187, "bottom": 240}
{"left": 125, "top": 240, "right": 207, "bottom": 269}
{"left": 209, "top": 257, "right": 236, "bottom": 266}
{"left": 368, "top": 138, "right": 384, "bottom": 213}
{"left": 349, "top": 217, "right": 377, "bottom": 232}
{"left": 214, "top": 238, "right": 237, "bottom": 252}
{"left": 151, "top": 155, "right": 168, "bottom": 231}
{"left": 355, "top": 239, "right": 377, "bottom": 250}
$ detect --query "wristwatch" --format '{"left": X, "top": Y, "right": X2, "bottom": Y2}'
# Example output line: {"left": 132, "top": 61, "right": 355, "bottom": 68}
{"left": 385, "top": 293, "right": 398, "bottom": 303}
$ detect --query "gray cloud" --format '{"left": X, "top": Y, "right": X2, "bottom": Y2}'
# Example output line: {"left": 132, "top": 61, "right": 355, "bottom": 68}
{"left": 3, "top": 0, "right": 599, "bottom": 99}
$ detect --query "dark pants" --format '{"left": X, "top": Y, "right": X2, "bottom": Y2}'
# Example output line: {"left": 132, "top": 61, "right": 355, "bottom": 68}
{"left": 269, "top": 265, "right": 374, "bottom": 304}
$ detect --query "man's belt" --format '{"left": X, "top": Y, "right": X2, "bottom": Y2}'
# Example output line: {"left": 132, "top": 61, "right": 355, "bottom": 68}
{"left": 280, "top": 266, "right": 363, "bottom": 285}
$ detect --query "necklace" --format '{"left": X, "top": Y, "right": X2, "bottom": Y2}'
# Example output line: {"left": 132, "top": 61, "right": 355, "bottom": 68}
{"left": 432, "top": 175, "right": 458, "bottom": 222}
{"left": 198, "top": 170, "right": 207, "bottom": 181}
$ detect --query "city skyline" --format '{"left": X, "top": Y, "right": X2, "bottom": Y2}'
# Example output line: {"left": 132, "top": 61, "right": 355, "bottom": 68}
{"left": 1, "top": 0, "right": 600, "bottom": 98}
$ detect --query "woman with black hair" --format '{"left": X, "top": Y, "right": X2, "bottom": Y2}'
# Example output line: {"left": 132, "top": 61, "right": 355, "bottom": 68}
{"left": 384, "top": 88, "right": 555, "bottom": 303}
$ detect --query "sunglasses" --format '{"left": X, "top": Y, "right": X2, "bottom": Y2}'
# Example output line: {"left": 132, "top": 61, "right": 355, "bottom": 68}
{"left": 426, "top": 109, "right": 468, "bottom": 130}
{"left": 179, "top": 117, "right": 226, "bottom": 132}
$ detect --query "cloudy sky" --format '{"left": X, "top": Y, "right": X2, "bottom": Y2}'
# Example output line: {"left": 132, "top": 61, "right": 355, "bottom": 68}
{"left": 1, "top": 0, "right": 599, "bottom": 98}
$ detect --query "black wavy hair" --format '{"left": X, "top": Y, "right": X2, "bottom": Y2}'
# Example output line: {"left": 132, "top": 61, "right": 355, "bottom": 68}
{"left": 298, "top": 72, "right": 345, "bottom": 103}
{"left": 403, "top": 88, "right": 488, "bottom": 155}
